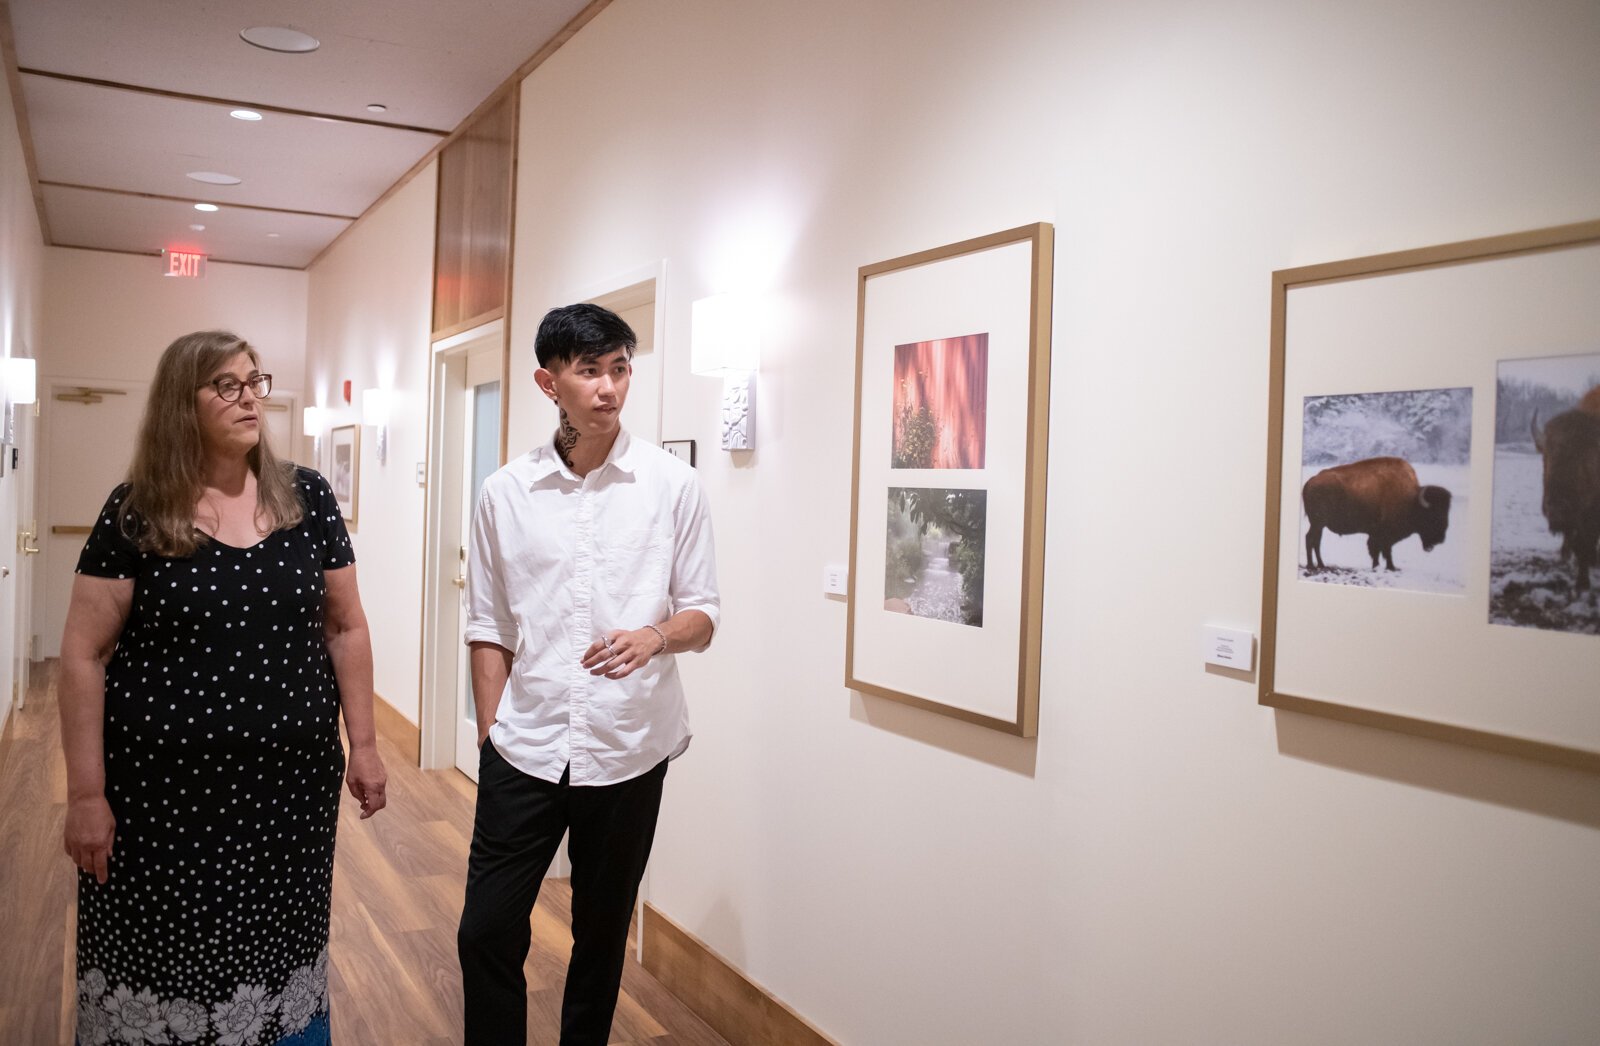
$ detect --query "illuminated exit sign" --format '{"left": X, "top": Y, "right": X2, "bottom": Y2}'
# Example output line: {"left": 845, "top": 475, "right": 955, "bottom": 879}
{"left": 163, "top": 250, "right": 207, "bottom": 279}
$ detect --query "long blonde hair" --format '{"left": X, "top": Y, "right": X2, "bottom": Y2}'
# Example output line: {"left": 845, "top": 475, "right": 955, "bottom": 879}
{"left": 121, "top": 330, "right": 304, "bottom": 557}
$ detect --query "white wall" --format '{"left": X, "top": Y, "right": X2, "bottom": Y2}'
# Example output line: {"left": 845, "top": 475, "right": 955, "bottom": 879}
{"left": 304, "top": 165, "right": 436, "bottom": 724}
{"left": 0, "top": 62, "right": 45, "bottom": 733}
{"left": 502, "top": 1, "right": 1600, "bottom": 1043}
{"left": 41, "top": 248, "right": 308, "bottom": 388}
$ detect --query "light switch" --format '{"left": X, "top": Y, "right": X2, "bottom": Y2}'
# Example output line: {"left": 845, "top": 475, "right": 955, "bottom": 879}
{"left": 415, "top": 462, "right": 426, "bottom": 486}
{"left": 822, "top": 563, "right": 848, "bottom": 596}
{"left": 1201, "top": 625, "right": 1254, "bottom": 671}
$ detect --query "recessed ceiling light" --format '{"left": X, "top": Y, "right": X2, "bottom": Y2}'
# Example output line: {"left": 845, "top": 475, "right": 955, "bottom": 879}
{"left": 266, "top": 233, "right": 281, "bottom": 238}
{"left": 229, "top": 109, "right": 263, "bottom": 121}
{"left": 187, "top": 171, "right": 242, "bottom": 186}
{"left": 189, "top": 224, "right": 206, "bottom": 231}
{"left": 194, "top": 203, "right": 219, "bottom": 212}
{"left": 366, "top": 104, "right": 387, "bottom": 113}
{"left": 240, "top": 26, "right": 320, "bottom": 53}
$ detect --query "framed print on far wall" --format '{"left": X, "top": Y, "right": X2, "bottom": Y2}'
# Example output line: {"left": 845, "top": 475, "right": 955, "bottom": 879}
{"left": 1262, "top": 219, "right": 1600, "bottom": 772}
{"left": 330, "top": 424, "right": 359, "bottom": 525}
{"left": 846, "top": 222, "right": 1054, "bottom": 736}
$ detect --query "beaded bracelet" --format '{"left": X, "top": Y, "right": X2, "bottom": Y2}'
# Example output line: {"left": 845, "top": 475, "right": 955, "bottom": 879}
{"left": 645, "top": 623, "right": 667, "bottom": 655}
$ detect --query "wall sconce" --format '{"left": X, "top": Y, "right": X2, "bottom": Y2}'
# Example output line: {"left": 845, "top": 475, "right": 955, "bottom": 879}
{"left": 6, "top": 357, "right": 36, "bottom": 405}
{"left": 361, "top": 388, "right": 389, "bottom": 465}
{"left": 302, "top": 405, "right": 326, "bottom": 463}
{"left": 690, "top": 293, "right": 760, "bottom": 451}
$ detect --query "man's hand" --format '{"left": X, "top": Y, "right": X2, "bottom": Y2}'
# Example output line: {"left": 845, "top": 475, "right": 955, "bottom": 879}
{"left": 582, "top": 628, "right": 662, "bottom": 679}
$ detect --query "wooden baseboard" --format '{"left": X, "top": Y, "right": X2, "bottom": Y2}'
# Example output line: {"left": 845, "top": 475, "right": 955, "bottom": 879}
{"left": 0, "top": 700, "right": 14, "bottom": 773}
{"left": 641, "top": 903, "right": 836, "bottom": 1046}
{"left": 371, "top": 691, "right": 421, "bottom": 764}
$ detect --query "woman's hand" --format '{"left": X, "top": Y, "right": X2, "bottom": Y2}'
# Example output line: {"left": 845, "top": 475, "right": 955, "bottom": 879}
{"left": 64, "top": 795, "right": 116, "bottom": 884}
{"left": 346, "top": 745, "right": 388, "bottom": 819}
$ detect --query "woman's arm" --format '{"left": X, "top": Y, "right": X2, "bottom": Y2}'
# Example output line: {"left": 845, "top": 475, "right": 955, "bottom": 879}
{"left": 58, "top": 575, "right": 134, "bottom": 883}
{"left": 323, "top": 564, "right": 387, "bottom": 818}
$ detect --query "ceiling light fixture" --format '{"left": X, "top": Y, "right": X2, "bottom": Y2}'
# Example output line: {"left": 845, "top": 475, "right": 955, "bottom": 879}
{"left": 366, "top": 104, "right": 387, "bottom": 113}
{"left": 240, "top": 26, "right": 320, "bottom": 53}
{"left": 229, "top": 109, "right": 263, "bottom": 121}
{"left": 266, "top": 232, "right": 281, "bottom": 238}
{"left": 187, "top": 171, "right": 242, "bottom": 186}
{"left": 190, "top": 224, "right": 206, "bottom": 231}
{"left": 194, "top": 203, "right": 219, "bottom": 212}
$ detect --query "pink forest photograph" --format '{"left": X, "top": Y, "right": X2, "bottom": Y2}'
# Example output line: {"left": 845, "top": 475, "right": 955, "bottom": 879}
{"left": 891, "top": 333, "right": 989, "bottom": 469}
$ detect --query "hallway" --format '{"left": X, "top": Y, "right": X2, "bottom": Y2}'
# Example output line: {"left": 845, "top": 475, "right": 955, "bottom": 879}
{"left": 0, "top": 663, "right": 728, "bottom": 1046}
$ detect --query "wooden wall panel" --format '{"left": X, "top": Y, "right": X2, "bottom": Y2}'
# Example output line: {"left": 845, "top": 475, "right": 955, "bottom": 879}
{"left": 433, "top": 90, "right": 516, "bottom": 335}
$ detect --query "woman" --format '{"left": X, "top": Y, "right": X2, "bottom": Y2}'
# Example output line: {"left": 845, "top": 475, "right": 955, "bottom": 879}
{"left": 59, "top": 330, "right": 387, "bottom": 1046}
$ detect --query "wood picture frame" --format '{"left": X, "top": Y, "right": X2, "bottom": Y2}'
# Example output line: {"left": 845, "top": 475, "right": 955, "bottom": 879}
{"left": 846, "top": 222, "right": 1054, "bottom": 736}
{"left": 1262, "top": 219, "right": 1600, "bottom": 772}
{"left": 330, "top": 423, "right": 360, "bottom": 525}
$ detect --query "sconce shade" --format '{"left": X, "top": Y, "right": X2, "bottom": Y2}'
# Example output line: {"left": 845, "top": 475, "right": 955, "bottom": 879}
{"left": 302, "top": 405, "right": 325, "bottom": 437}
{"left": 690, "top": 293, "right": 760, "bottom": 375}
{"left": 7, "top": 357, "right": 36, "bottom": 405}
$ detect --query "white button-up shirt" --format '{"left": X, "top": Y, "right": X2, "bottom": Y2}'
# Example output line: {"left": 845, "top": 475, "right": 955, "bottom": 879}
{"left": 465, "top": 430, "right": 720, "bottom": 786}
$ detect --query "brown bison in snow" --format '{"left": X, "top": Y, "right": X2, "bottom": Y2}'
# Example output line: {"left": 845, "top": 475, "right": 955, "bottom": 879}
{"left": 1303, "top": 456, "right": 1453, "bottom": 572}
{"left": 1532, "top": 395, "right": 1600, "bottom": 593}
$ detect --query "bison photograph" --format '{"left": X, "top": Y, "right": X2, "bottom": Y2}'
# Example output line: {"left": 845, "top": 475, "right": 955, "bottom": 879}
{"left": 1298, "top": 387, "right": 1471, "bottom": 592}
{"left": 1489, "top": 354, "right": 1600, "bottom": 634}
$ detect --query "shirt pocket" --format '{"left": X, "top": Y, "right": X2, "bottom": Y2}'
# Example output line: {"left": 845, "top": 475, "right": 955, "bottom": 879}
{"left": 603, "top": 526, "right": 669, "bottom": 597}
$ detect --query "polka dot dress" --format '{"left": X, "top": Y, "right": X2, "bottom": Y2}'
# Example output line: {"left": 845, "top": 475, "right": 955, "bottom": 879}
{"left": 72, "top": 468, "right": 354, "bottom": 1046}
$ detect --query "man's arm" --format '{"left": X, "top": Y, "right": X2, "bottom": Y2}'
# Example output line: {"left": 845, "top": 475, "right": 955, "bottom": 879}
{"left": 470, "top": 641, "right": 513, "bottom": 746}
{"left": 581, "top": 609, "right": 711, "bottom": 679}
{"left": 582, "top": 473, "right": 719, "bottom": 679}
{"left": 463, "top": 484, "right": 517, "bottom": 746}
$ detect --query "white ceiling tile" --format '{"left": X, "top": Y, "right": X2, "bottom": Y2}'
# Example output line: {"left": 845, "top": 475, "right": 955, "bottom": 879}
{"left": 44, "top": 185, "right": 352, "bottom": 269}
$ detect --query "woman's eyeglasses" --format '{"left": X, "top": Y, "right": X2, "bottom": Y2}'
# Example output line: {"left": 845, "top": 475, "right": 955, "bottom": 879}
{"left": 199, "top": 374, "right": 272, "bottom": 402}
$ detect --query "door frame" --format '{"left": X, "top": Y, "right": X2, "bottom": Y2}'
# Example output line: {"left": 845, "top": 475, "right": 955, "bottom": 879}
{"left": 419, "top": 319, "right": 506, "bottom": 771}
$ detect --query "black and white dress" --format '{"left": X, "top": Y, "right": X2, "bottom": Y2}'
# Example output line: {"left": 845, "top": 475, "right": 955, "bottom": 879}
{"left": 73, "top": 468, "right": 354, "bottom": 1046}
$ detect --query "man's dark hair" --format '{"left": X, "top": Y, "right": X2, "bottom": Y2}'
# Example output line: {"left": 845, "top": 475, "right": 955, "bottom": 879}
{"left": 534, "top": 303, "right": 637, "bottom": 369}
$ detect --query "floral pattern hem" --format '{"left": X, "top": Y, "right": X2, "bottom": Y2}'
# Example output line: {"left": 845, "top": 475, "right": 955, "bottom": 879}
{"left": 76, "top": 951, "right": 330, "bottom": 1046}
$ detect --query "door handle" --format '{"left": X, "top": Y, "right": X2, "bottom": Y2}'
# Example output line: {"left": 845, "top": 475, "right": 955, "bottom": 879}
{"left": 18, "top": 522, "right": 39, "bottom": 554}
{"left": 451, "top": 575, "right": 467, "bottom": 590}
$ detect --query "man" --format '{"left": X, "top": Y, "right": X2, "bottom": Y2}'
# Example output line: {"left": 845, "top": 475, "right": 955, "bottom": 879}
{"left": 457, "top": 303, "right": 719, "bottom": 1045}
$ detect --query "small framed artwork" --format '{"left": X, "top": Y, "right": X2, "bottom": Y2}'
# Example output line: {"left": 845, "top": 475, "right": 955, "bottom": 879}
{"left": 1262, "top": 219, "right": 1600, "bottom": 772}
{"left": 330, "top": 424, "right": 360, "bottom": 525}
{"left": 846, "top": 222, "right": 1054, "bottom": 736}
{"left": 662, "top": 439, "right": 696, "bottom": 466}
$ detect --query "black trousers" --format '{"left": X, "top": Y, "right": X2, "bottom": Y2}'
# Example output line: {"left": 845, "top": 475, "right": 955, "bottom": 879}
{"left": 458, "top": 741, "right": 667, "bottom": 1046}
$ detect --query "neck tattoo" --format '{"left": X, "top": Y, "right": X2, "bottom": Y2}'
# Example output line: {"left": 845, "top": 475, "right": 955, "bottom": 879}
{"left": 556, "top": 408, "right": 580, "bottom": 468}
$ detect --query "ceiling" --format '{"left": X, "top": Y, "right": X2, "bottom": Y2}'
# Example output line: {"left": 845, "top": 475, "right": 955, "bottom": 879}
{"left": 2, "top": 0, "right": 600, "bottom": 268}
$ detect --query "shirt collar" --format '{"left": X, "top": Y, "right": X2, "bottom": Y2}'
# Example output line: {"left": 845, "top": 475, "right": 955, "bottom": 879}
{"left": 527, "top": 428, "right": 638, "bottom": 485}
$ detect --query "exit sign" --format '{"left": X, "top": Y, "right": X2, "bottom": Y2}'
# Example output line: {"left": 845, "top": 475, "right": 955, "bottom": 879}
{"left": 164, "top": 250, "right": 207, "bottom": 278}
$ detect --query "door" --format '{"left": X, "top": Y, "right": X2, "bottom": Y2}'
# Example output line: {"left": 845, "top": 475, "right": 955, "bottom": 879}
{"left": 454, "top": 351, "right": 502, "bottom": 778}
{"left": 420, "top": 323, "right": 505, "bottom": 781}
{"left": 40, "top": 380, "right": 147, "bottom": 658}
{"left": 11, "top": 397, "right": 38, "bottom": 709}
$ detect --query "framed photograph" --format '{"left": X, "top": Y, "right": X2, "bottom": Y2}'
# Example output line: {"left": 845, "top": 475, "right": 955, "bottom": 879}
{"left": 846, "top": 222, "right": 1053, "bottom": 736}
{"left": 662, "top": 439, "right": 696, "bottom": 466}
{"left": 330, "top": 424, "right": 360, "bottom": 525}
{"left": 1262, "top": 219, "right": 1600, "bottom": 772}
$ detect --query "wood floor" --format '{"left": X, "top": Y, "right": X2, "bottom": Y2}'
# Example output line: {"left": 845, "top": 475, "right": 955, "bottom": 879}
{"left": 0, "top": 663, "right": 729, "bottom": 1046}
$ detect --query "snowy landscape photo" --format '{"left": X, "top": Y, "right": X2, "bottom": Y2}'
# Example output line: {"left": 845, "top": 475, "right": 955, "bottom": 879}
{"left": 884, "top": 487, "right": 987, "bottom": 627}
{"left": 1298, "top": 387, "right": 1472, "bottom": 594}
{"left": 890, "top": 334, "right": 988, "bottom": 469}
{"left": 1489, "top": 353, "right": 1600, "bottom": 634}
